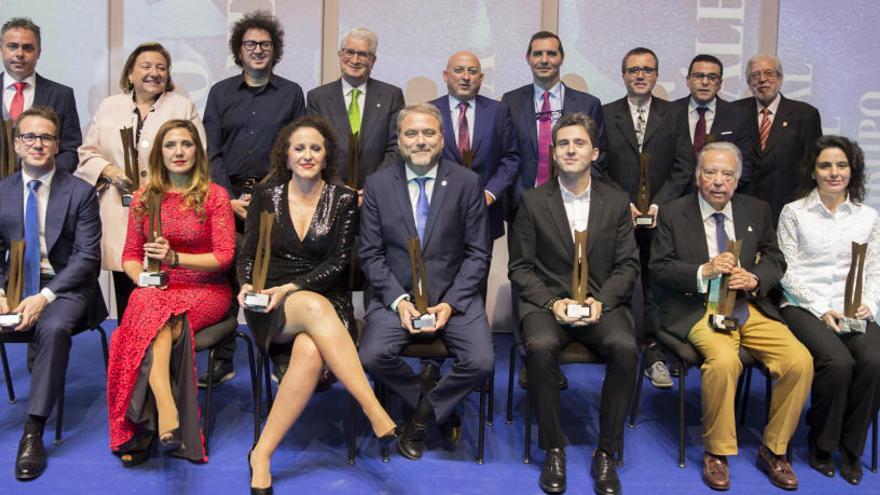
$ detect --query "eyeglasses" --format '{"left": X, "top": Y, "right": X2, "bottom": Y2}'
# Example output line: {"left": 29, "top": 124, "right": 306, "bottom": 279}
{"left": 624, "top": 66, "right": 657, "bottom": 76}
{"left": 690, "top": 72, "right": 721, "bottom": 82}
{"left": 242, "top": 40, "right": 273, "bottom": 51}
{"left": 17, "top": 133, "right": 58, "bottom": 146}
{"left": 339, "top": 48, "right": 373, "bottom": 60}
{"left": 748, "top": 69, "right": 779, "bottom": 81}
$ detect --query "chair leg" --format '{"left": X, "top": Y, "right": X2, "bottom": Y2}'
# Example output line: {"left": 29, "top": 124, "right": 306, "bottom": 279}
{"left": 236, "top": 332, "right": 260, "bottom": 445}
{"left": 94, "top": 326, "right": 109, "bottom": 371}
{"left": 263, "top": 353, "right": 273, "bottom": 414}
{"left": 0, "top": 343, "right": 16, "bottom": 403}
{"left": 872, "top": 414, "right": 877, "bottom": 473}
{"left": 54, "top": 384, "right": 65, "bottom": 445}
{"left": 506, "top": 344, "right": 516, "bottom": 424}
{"left": 204, "top": 348, "right": 216, "bottom": 456}
{"left": 523, "top": 386, "right": 532, "bottom": 464}
{"left": 678, "top": 358, "right": 686, "bottom": 469}
{"left": 486, "top": 370, "right": 495, "bottom": 426}
{"left": 477, "top": 377, "right": 486, "bottom": 464}
{"left": 379, "top": 382, "right": 390, "bottom": 463}
{"left": 629, "top": 350, "right": 647, "bottom": 428}
{"left": 738, "top": 367, "right": 753, "bottom": 425}
{"left": 347, "top": 392, "right": 356, "bottom": 465}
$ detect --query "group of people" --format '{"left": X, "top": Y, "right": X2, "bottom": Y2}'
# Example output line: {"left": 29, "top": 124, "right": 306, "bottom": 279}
{"left": 0, "top": 10, "right": 876, "bottom": 495}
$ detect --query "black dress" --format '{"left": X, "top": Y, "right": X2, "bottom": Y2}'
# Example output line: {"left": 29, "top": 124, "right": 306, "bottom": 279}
{"left": 238, "top": 181, "right": 358, "bottom": 351}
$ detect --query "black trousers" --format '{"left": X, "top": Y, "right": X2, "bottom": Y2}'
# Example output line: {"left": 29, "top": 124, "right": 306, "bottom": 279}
{"left": 522, "top": 307, "right": 638, "bottom": 454}
{"left": 634, "top": 227, "right": 664, "bottom": 366}
{"left": 780, "top": 306, "right": 880, "bottom": 456}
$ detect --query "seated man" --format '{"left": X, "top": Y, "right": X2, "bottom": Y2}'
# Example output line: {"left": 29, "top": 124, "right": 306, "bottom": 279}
{"left": 650, "top": 141, "right": 813, "bottom": 491}
{"left": 509, "top": 112, "right": 638, "bottom": 495}
{"left": 358, "top": 103, "right": 494, "bottom": 460}
{"left": 0, "top": 107, "right": 104, "bottom": 480}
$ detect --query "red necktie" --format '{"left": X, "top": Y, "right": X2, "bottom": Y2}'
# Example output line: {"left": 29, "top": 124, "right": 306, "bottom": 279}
{"left": 9, "top": 81, "right": 26, "bottom": 120}
{"left": 692, "top": 106, "right": 707, "bottom": 155}
{"left": 457, "top": 101, "right": 470, "bottom": 157}
{"left": 536, "top": 91, "right": 552, "bottom": 186}
{"left": 759, "top": 107, "right": 772, "bottom": 152}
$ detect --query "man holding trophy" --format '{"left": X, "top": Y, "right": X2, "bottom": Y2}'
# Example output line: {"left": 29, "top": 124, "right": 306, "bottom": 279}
{"left": 508, "top": 112, "right": 639, "bottom": 495}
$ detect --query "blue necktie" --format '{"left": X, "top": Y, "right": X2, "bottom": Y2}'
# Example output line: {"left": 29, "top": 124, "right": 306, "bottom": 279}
{"left": 23, "top": 180, "right": 41, "bottom": 298}
{"left": 712, "top": 212, "right": 748, "bottom": 325}
{"left": 412, "top": 177, "right": 430, "bottom": 241}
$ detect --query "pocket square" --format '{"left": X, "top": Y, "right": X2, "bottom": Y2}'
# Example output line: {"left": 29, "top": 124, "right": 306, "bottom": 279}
{"left": 720, "top": 131, "right": 733, "bottom": 136}
{"left": 747, "top": 226, "right": 753, "bottom": 232}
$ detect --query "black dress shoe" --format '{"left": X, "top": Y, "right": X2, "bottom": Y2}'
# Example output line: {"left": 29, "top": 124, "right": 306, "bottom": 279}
{"left": 590, "top": 449, "right": 621, "bottom": 495}
{"left": 808, "top": 443, "right": 834, "bottom": 478}
{"left": 419, "top": 361, "right": 441, "bottom": 396}
{"left": 248, "top": 449, "right": 273, "bottom": 495}
{"left": 197, "top": 358, "right": 236, "bottom": 388}
{"left": 313, "top": 369, "right": 337, "bottom": 393}
{"left": 397, "top": 419, "right": 429, "bottom": 460}
{"left": 159, "top": 427, "right": 184, "bottom": 454}
{"left": 439, "top": 413, "right": 461, "bottom": 450}
{"left": 839, "top": 446, "right": 863, "bottom": 485}
{"left": 15, "top": 430, "right": 46, "bottom": 481}
{"left": 539, "top": 447, "right": 566, "bottom": 494}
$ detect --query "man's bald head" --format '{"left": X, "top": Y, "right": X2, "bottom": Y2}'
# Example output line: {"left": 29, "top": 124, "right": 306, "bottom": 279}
{"left": 443, "top": 51, "right": 483, "bottom": 100}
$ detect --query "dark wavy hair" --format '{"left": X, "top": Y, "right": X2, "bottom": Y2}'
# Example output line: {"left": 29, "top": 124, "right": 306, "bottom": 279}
{"left": 798, "top": 135, "right": 866, "bottom": 204}
{"left": 264, "top": 115, "right": 338, "bottom": 185}
{"left": 229, "top": 11, "right": 284, "bottom": 68}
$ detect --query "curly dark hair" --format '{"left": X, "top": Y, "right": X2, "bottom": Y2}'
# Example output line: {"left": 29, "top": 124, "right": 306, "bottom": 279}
{"left": 264, "top": 115, "right": 338, "bottom": 185}
{"left": 229, "top": 11, "right": 284, "bottom": 68}
{"left": 798, "top": 135, "right": 866, "bottom": 204}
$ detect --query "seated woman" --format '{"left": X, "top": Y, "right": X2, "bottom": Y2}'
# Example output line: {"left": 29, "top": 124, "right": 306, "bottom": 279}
{"left": 778, "top": 135, "right": 880, "bottom": 486}
{"left": 106, "top": 119, "right": 235, "bottom": 465}
{"left": 241, "top": 116, "right": 396, "bottom": 494}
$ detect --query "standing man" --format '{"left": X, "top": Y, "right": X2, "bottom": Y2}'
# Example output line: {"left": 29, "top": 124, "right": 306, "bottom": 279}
{"left": 201, "top": 11, "right": 305, "bottom": 387}
{"left": 502, "top": 31, "right": 606, "bottom": 206}
{"left": 602, "top": 47, "right": 694, "bottom": 389}
{"left": 307, "top": 27, "right": 405, "bottom": 193}
{"left": 650, "top": 142, "right": 813, "bottom": 491}
{"left": 0, "top": 107, "right": 105, "bottom": 480}
{"left": 735, "top": 54, "right": 822, "bottom": 224}
{"left": 358, "top": 104, "right": 494, "bottom": 461}
{"left": 509, "top": 113, "right": 638, "bottom": 495}
{"left": 1, "top": 17, "right": 81, "bottom": 174}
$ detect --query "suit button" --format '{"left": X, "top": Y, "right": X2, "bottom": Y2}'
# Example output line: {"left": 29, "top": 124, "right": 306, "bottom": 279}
{"left": 140, "top": 171, "right": 147, "bottom": 178}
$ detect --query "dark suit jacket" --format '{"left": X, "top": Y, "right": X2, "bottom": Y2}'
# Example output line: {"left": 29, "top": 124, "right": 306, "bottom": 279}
{"left": 0, "top": 73, "right": 82, "bottom": 174}
{"left": 509, "top": 179, "right": 639, "bottom": 321}
{"left": 430, "top": 94, "right": 519, "bottom": 239}
{"left": 502, "top": 83, "right": 606, "bottom": 204}
{"left": 0, "top": 169, "right": 105, "bottom": 320}
{"left": 649, "top": 193, "right": 785, "bottom": 340}
{"left": 306, "top": 78, "right": 405, "bottom": 189}
{"left": 668, "top": 96, "right": 757, "bottom": 192}
{"left": 602, "top": 96, "right": 694, "bottom": 207}
{"left": 734, "top": 94, "right": 822, "bottom": 224}
{"left": 358, "top": 159, "right": 490, "bottom": 320}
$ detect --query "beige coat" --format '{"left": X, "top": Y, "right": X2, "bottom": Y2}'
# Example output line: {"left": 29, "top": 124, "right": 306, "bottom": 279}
{"left": 76, "top": 91, "right": 206, "bottom": 271}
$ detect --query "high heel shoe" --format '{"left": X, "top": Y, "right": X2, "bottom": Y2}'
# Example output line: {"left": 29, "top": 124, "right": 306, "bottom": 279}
{"left": 378, "top": 425, "right": 401, "bottom": 449}
{"left": 248, "top": 449, "right": 273, "bottom": 495}
{"left": 159, "top": 427, "right": 183, "bottom": 454}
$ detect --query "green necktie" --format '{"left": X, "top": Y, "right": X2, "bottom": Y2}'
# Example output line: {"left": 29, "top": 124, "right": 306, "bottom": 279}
{"left": 348, "top": 88, "right": 361, "bottom": 135}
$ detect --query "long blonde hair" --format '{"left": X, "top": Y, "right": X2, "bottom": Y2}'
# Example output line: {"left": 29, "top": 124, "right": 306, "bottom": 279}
{"left": 138, "top": 119, "right": 211, "bottom": 219}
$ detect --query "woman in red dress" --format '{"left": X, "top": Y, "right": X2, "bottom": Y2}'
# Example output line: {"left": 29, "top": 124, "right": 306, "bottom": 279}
{"left": 106, "top": 119, "right": 235, "bottom": 465}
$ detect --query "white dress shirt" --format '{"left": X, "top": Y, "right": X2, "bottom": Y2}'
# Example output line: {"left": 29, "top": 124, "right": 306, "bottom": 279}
{"left": 778, "top": 189, "right": 880, "bottom": 318}
{"left": 448, "top": 95, "right": 475, "bottom": 147}
{"left": 341, "top": 78, "right": 366, "bottom": 128}
{"left": 2, "top": 72, "right": 36, "bottom": 119}
{"left": 559, "top": 177, "right": 591, "bottom": 240}
{"left": 626, "top": 96, "right": 651, "bottom": 131}
{"left": 688, "top": 96, "right": 717, "bottom": 144}
{"left": 755, "top": 92, "right": 781, "bottom": 127}
{"left": 20, "top": 167, "right": 57, "bottom": 303}
{"left": 695, "top": 193, "right": 736, "bottom": 293}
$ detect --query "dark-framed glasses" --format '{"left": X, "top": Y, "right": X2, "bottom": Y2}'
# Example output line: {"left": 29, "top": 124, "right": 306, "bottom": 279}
{"left": 242, "top": 40, "right": 273, "bottom": 51}
{"left": 17, "top": 133, "right": 58, "bottom": 146}
{"left": 625, "top": 66, "right": 657, "bottom": 76}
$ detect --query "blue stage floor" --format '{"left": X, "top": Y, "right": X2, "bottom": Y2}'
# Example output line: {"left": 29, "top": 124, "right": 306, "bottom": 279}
{"left": 0, "top": 323, "right": 876, "bottom": 494}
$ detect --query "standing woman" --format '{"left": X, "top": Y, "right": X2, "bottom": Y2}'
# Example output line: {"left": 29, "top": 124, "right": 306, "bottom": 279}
{"left": 778, "top": 135, "right": 880, "bottom": 485}
{"left": 240, "top": 116, "right": 396, "bottom": 494}
{"left": 76, "top": 42, "right": 206, "bottom": 320}
{"left": 106, "top": 119, "right": 234, "bottom": 465}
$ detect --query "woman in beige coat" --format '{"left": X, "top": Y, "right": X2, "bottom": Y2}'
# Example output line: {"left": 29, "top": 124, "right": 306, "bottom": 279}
{"left": 76, "top": 42, "right": 206, "bottom": 319}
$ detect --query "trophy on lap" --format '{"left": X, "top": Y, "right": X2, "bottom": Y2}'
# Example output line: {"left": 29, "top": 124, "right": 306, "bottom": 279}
{"left": 244, "top": 211, "right": 275, "bottom": 312}
{"left": 0, "top": 240, "right": 25, "bottom": 328}
{"left": 139, "top": 199, "right": 167, "bottom": 288}
{"left": 566, "top": 230, "right": 591, "bottom": 319}
{"left": 708, "top": 239, "right": 742, "bottom": 332}
{"left": 1, "top": 120, "right": 17, "bottom": 178}
{"left": 119, "top": 127, "right": 138, "bottom": 207}
{"left": 407, "top": 237, "right": 435, "bottom": 329}
{"left": 842, "top": 242, "right": 868, "bottom": 333}
{"left": 634, "top": 153, "right": 654, "bottom": 227}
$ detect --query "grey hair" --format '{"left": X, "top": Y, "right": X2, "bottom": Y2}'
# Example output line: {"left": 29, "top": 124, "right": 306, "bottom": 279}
{"left": 746, "top": 54, "right": 783, "bottom": 78}
{"left": 396, "top": 103, "right": 444, "bottom": 134}
{"left": 340, "top": 27, "right": 378, "bottom": 55}
{"left": 697, "top": 141, "right": 743, "bottom": 179}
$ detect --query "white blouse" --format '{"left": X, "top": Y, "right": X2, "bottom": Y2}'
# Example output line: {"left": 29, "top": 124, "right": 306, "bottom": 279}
{"left": 778, "top": 189, "right": 880, "bottom": 318}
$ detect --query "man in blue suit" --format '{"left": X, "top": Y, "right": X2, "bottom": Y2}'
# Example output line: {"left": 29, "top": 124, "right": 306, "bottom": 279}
{"left": 0, "top": 107, "right": 104, "bottom": 480}
{"left": 358, "top": 104, "right": 494, "bottom": 460}
{"left": 1, "top": 18, "right": 81, "bottom": 174}
{"left": 502, "top": 31, "right": 606, "bottom": 207}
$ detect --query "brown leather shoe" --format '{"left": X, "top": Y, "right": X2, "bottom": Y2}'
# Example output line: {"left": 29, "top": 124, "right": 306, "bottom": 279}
{"left": 756, "top": 445, "right": 798, "bottom": 490}
{"left": 702, "top": 452, "right": 730, "bottom": 491}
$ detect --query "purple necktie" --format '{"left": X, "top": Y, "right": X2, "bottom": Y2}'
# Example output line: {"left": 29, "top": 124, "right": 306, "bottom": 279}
{"left": 536, "top": 91, "right": 552, "bottom": 186}
{"left": 693, "top": 106, "right": 708, "bottom": 156}
{"left": 457, "top": 101, "right": 470, "bottom": 157}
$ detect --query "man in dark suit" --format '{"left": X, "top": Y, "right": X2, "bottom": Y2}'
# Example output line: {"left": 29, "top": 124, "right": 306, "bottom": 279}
{"left": 502, "top": 31, "right": 606, "bottom": 206}
{"left": 735, "top": 54, "right": 822, "bottom": 224}
{"left": 509, "top": 113, "right": 638, "bottom": 495}
{"left": 666, "top": 54, "right": 756, "bottom": 192}
{"left": 603, "top": 47, "right": 694, "bottom": 390}
{"left": 1, "top": 18, "right": 81, "bottom": 174}
{"left": 307, "top": 27, "right": 405, "bottom": 194}
{"left": 0, "top": 107, "right": 104, "bottom": 480}
{"left": 358, "top": 104, "right": 494, "bottom": 461}
{"left": 650, "top": 141, "right": 812, "bottom": 491}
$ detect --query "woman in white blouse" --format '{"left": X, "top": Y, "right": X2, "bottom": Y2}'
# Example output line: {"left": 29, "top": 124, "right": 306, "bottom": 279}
{"left": 778, "top": 135, "right": 880, "bottom": 486}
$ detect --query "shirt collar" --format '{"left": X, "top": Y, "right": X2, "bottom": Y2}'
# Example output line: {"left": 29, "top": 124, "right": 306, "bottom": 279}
{"left": 689, "top": 96, "right": 716, "bottom": 114}
{"left": 757, "top": 92, "right": 782, "bottom": 115}
{"left": 448, "top": 94, "right": 474, "bottom": 111}
{"left": 533, "top": 81, "right": 563, "bottom": 103}
{"left": 236, "top": 73, "right": 277, "bottom": 91}
{"left": 405, "top": 163, "right": 438, "bottom": 182}
{"left": 21, "top": 165, "right": 56, "bottom": 190}
{"left": 558, "top": 177, "right": 591, "bottom": 201}
{"left": 804, "top": 187, "right": 856, "bottom": 215}
{"left": 698, "top": 191, "right": 733, "bottom": 222}
{"left": 4, "top": 72, "right": 36, "bottom": 90}
{"left": 342, "top": 77, "right": 367, "bottom": 96}
{"left": 627, "top": 96, "right": 652, "bottom": 114}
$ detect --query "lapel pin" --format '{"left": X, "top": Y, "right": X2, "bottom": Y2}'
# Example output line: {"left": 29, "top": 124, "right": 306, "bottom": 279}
{"left": 747, "top": 226, "right": 753, "bottom": 232}
{"left": 782, "top": 121, "right": 788, "bottom": 128}
{"left": 377, "top": 103, "right": 381, "bottom": 108}
{"left": 441, "top": 180, "right": 447, "bottom": 186}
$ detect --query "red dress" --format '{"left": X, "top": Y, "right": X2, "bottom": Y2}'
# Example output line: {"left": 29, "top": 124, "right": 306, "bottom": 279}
{"left": 107, "top": 183, "right": 234, "bottom": 461}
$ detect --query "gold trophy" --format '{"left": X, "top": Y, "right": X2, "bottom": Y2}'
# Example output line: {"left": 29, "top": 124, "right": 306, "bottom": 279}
{"left": 0, "top": 240, "right": 25, "bottom": 328}
{"left": 842, "top": 242, "right": 868, "bottom": 333}
{"left": 119, "top": 127, "right": 138, "bottom": 206}
{"left": 406, "top": 237, "right": 435, "bottom": 329}
{"left": 566, "top": 230, "right": 591, "bottom": 319}
{"left": 1, "top": 120, "right": 17, "bottom": 178}
{"left": 708, "top": 240, "right": 743, "bottom": 332}
{"left": 244, "top": 212, "right": 275, "bottom": 312}
{"left": 634, "top": 153, "right": 654, "bottom": 227}
{"left": 346, "top": 132, "right": 360, "bottom": 190}
{"left": 138, "top": 199, "right": 167, "bottom": 288}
